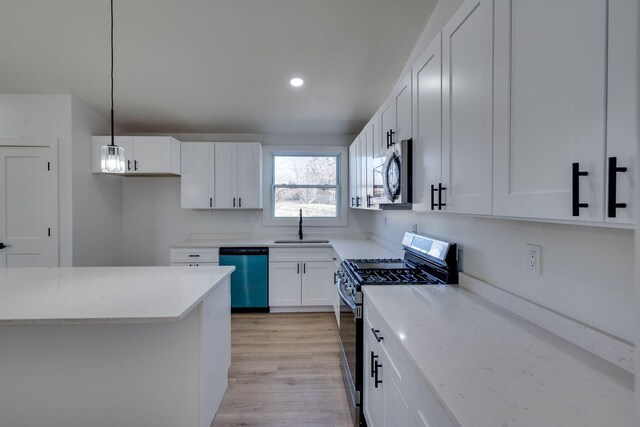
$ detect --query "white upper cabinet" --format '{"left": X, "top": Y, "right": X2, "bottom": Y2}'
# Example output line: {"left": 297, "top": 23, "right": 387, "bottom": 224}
{"left": 605, "top": 0, "right": 637, "bottom": 225}
{"left": 394, "top": 72, "right": 412, "bottom": 144}
{"left": 213, "top": 142, "right": 262, "bottom": 209}
{"left": 359, "top": 131, "right": 368, "bottom": 207}
{"left": 412, "top": 33, "right": 442, "bottom": 213}
{"left": 371, "top": 108, "right": 385, "bottom": 159}
{"left": 91, "top": 136, "right": 180, "bottom": 175}
{"left": 493, "top": 0, "right": 607, "bottom": 222}
{"left": 380, "top": 98, "right": 395, "bottom": 156}
{"left": 441, "top": 0, "right": 494, "bottom": 215}
{"left": 180, "top": 142, "right": 215, "bottom": 209}
{"left": 349, "top": 138, "right": 361, "bottom": 208}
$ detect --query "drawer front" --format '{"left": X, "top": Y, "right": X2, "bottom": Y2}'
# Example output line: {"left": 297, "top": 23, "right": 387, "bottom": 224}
{"left": 415, "top": 378, "right": 456, "bottom": 427}
{"left": 170, "top": 262, "right": 219, "bottom": 267}
{"left": 170, "top": 248, "right": 219, "bottom": 263}
{"left": 270, "top": 247, "right": 333, "bottom": 262}
{"left": 365, "top": 297, "right": 415, "bottom": 408}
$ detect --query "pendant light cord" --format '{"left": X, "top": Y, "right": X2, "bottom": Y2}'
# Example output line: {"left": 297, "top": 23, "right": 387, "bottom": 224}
{"left": 110, "top": 0, "right": 115, "bottom": 146}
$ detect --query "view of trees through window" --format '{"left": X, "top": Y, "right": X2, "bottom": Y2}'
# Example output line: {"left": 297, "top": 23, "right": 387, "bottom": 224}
{"left": 273, "top": 155, "right": 339, "bottom": 218}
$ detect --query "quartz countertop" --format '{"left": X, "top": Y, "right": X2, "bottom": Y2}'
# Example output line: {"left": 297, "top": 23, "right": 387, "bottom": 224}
{"left": 171, "top": 234, "right": 401, "bottom": 260}
{"left": 363, "top": 285, "right": 634, "bottom": 427}
{"left": 0, "top": 266, "right": 235, "bottom": 325}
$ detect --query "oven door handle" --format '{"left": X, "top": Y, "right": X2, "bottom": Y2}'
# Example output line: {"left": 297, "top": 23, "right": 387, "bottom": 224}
{"left": 337, "top": 283, "right": 356, "bottom": 311}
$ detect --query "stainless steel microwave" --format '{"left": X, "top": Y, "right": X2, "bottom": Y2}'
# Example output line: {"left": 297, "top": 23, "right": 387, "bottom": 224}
{"left": 373, "top": 138, "right": 412, "bottom": 206}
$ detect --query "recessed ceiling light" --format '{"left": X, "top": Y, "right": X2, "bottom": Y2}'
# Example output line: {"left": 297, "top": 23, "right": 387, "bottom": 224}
{"left": 289, "top": 77, "right": 304, "bottom": 87}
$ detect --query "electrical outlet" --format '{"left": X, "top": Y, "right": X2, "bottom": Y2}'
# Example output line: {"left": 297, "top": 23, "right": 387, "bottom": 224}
{"left": 526, "top": 244, "right": 541, "bottom": 275}
{"left": 152, "top": 226, "right": 159, "bottom": 238}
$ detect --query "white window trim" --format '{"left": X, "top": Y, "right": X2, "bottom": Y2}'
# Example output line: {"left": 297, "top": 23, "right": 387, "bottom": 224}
{"left": 262, "top": 145, "right": 349, "bottom": 227}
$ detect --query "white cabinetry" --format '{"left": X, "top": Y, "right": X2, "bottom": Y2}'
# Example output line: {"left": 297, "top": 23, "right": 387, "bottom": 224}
{"left": 441, "top": 0, "right": 494, "bottom": 215}
{"left": 214, "top": 143, "right": 262, "bottom": 209}
{"left": 269, "top": 248, "right": 333, "bottom": 309}
{"left": 92, "top": 136, "right": 180, "bottom": 175}
{"left": 364, "top": 295, "right": 455, "bottom": 427}
{"left": 412, "top": 33, "right": 442, "bottom": 212}
{"left": 380, "top": 72, "right": 411, "bottom": 153}
{"left": 493, "top": 0, "right": 607, "bottom": 222}
{"left": 349, "top": 138, "right": 361, "bottom": 208}
{"left": 180, "top": 142, "right": 215, "bottom": 209}
{"left": 169, "top": 248, "right": 219, "bottom": 266}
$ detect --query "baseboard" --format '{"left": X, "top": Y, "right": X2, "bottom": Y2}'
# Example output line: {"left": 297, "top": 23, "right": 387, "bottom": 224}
{"left": 269, "top": 306, "right": 333, "bottom": 313}
{"left": 459, "top": 273, "right": 634, "bottom": 373}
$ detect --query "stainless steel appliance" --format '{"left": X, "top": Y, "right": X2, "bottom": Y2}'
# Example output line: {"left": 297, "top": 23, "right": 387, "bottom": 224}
{"left": 374, "top": 138, "right": 412, "bottom": 208}
{"left": 337, "top": 232, "right": 458, "bottom": 426}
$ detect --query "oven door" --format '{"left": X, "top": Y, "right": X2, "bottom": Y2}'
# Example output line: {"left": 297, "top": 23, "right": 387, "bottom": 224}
{"left": 338, "top": 278, "right": 360, "bottom": 426}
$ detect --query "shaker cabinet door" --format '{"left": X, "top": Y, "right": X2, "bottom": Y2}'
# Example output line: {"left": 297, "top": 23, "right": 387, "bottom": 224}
{"left": 441, "top": 0, "right": 494, "bottom": 215}
{"left": 180, "top": 142, "right": 214, "bottom": 209}
{"left": 214, "top": 143, "right": 238, "bottom": 209}
{"left": 492, "top": 0, "right": 607, "bottom": 221}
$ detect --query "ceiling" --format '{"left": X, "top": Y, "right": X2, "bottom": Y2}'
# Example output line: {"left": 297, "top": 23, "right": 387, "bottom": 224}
{"left": 0, "top": 0, "right": 435, "bottom": 135}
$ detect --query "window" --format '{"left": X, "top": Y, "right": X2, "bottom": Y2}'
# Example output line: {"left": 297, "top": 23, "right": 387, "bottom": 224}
{"left": 262, "top": 146, "right": 348, "bottom": 227}
{"left": 272, "top": 154, "right": 340, "bottom": 218}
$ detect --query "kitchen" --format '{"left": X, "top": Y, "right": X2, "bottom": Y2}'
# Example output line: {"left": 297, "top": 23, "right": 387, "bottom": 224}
{"left": 0, "top": 0, "right": 637, "bottom": 426}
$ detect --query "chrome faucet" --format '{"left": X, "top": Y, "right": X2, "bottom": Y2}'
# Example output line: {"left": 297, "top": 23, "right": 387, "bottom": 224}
{"left": 298, "top": 209, "right": 303, "bottom": 240}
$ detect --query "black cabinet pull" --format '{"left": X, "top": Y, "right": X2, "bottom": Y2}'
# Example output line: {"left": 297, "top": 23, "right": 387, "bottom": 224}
{"left": 127, "top": 160, "right": 131, "bottom": 171}
{"left": 370, "top": 351, "right": 378, "bottom": 378}
{"left": 438, "top": 183, "right": 447, "bottom": 210}
{"left": 430, "top": 184, "right": 437, "bottom": 210}
{"left": 572, "top": 163, "right": 589, "bottom": 216}
{"left": 188, "top": 254, "right": 200, "bottom": 258}
{"left": 134, "top": 160, "right": 138, "bottom": 171}
{"left": 371, "top": 328, "right": 384, "bottom": 342}
{"left": 209, "top": 197, "right": 213, "bottom": 208}
{"left": 355, "top": 196, "right": 361, "bottom": 207}
{"left": 607, "top": 157, "right": 628, "bottom": 218}
{"left": 374, "top": 360, "right": 383, "bottom": 388}
{"left": 386, "top": 131, "right": 391, "bottom": 149}
{"left": 351, "top": 197, "right": 355, "bottom": 207}
{"left": 297, "top": 263, "right": 300, "bottom": 274}
{"left": 0, "top": 243, "right": 6, "bottom": 249}
{"left": 366, "top": 194, "right": 373, "bottom": 208}
{"left": 386, "top": 129, "right": 396, "bottom": 149}
{"left": 239, "top": 197, "right": 242, "bottom": 208}
{"left": 233, "top": 197, "right": 236, "bottom": 208}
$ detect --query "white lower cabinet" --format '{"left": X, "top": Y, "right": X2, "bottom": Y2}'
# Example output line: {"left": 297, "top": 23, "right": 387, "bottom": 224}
{"left": 269, "top": 248, "right": 333, "bottom": 308}
{"left": 169, "top": 248, "right": 219, "bottom": 266}
{"left": 364, "top": 295, "right": 455, "bottom": 427}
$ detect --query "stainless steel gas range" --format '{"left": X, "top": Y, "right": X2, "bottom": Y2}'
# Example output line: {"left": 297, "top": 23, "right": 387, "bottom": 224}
{"left": 337, "top": 232, "right": 458, "bottom": 426}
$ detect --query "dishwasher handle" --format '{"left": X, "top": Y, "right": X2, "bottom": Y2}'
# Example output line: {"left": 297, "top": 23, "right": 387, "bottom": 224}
{"left": 219, "top": 247, "right": 269, "bottom": 256}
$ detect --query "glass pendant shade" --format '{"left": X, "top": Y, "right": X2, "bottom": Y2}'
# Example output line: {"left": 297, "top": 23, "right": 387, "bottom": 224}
{"left": 101, "top": 144, "right": 126, "bottom": 173}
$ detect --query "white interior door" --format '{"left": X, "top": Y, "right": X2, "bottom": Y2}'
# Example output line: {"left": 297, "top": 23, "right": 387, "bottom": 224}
{"left": 0, "top": 144, "right": 58, "bottom": 267}
{"left": 493, "top": 0, "right": 607, "bottom": 222}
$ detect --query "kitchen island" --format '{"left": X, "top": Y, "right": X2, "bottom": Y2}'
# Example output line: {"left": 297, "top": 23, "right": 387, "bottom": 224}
{"left": 0, "top": 266, "right": 234, "bottom": 427}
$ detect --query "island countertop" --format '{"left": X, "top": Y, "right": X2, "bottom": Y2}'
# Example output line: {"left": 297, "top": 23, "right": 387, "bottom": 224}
{"left": 0, "top": 266, "right": 235, "bottom": 326}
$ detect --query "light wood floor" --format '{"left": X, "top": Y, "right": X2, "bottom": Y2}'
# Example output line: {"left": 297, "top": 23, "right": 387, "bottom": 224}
{"left": 212, "top": 313, "right": 352, "bottom": 427}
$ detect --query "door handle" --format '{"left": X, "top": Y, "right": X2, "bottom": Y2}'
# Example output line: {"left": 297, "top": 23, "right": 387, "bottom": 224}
{"left": 134, "top": 160, "right": 139, "bottom": 171}
{"left": 374, "top": 360, "right": 383, "bottom": 388}
{"left": 127, "top": 160, "right": 131, "bottom": 171}
{"left": 303, "top": 263, "right": 306, "bottom": 274}
{"left": 297, "top": 263, "right": 300, "bottom": 274}
{"left": 438, "top": 183, "right": 447, "bottom": 210}
{"left": 370, "top": 351, "right": 378, "bottom": 378}
{"left": 233, "top": 197, "right": 236, "bottom": 208}
{"left": 607, "top": 157, "right": 628, "bottom": 218}
{"left": 0, "top": 243, "right": 6, "bottom": 249}
{"left": 572, "top": 163, "right": 589, "bottom": 216}
{"left": 239, "top": 197, "right": 242, "bottom": 208}
{"left": 209, "top": 197, "right": 213, "bottom": 208}
{"left": 430, "top": 184, "right": 437, "bottom": 210}
{"left": 366, "top": 194, "right": 373, "bottom": 208}
{"left": 371, "top": 328, "right": 384, "bottom": 342}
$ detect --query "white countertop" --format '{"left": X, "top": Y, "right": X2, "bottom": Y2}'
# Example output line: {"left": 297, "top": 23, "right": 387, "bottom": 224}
{"left": 363, "top": 285, "right": 634, "bottom": 427}
{"left": 0, "top": 266, "right": 235, "bottom": 325}
{"left": 171, "top": 234, "right": 401, "bottom": 261}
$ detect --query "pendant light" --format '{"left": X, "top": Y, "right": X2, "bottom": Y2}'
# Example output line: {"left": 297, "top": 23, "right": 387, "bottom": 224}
{"left": 101, "top": 0, "right": 125, "bottom": 173}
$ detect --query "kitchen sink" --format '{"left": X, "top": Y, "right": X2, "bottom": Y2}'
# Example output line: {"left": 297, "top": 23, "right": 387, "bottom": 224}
{"left": 273, "top": 240, "right": 330, "bottom": 244}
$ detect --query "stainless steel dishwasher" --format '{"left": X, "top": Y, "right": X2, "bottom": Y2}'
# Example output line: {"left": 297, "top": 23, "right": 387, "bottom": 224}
{"left": 218, "top": 247, "right": 269, "bottom": 312}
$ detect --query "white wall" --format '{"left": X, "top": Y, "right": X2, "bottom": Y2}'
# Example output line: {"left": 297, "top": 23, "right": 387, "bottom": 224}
{"left": 363, "top": 0, "right": 636, "bottom": 343}
{"left": 71, "top": 97, "right": 123, "bottom": 266}
{"left": 0, "top": 94, "right": 73, "bottom": 265}
{"left": 122, "top": 134, "right": 372, "bottom": 266}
